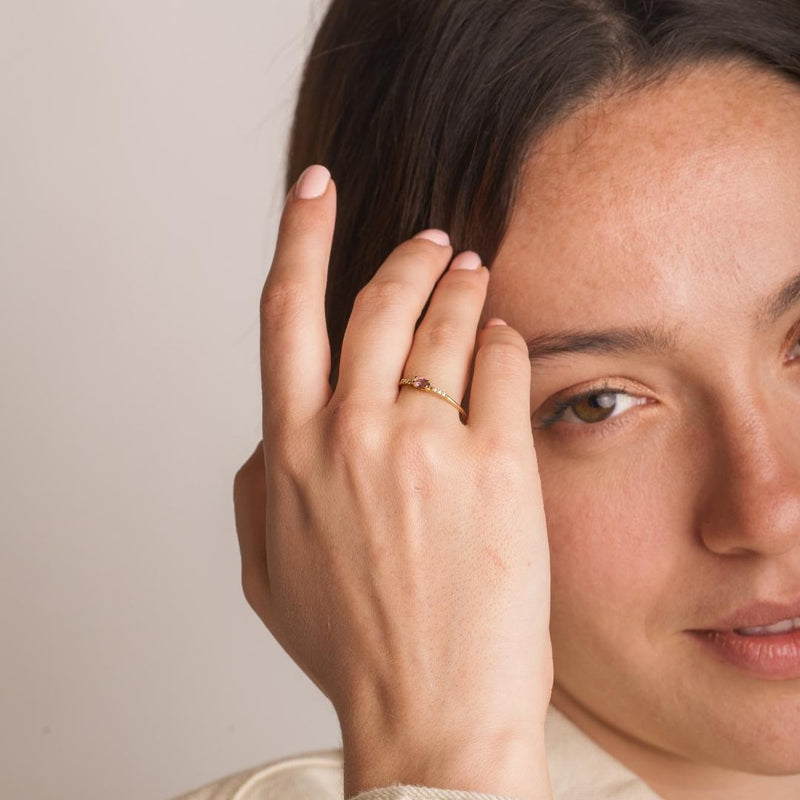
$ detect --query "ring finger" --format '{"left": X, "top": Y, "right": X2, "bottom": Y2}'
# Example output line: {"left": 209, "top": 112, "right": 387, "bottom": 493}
{"left": 397, "top": 250, "right": 488, "bottom": 424}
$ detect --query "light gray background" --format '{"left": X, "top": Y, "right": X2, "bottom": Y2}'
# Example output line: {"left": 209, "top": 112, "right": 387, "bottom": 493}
{"left": 0, "top": 2, "right": 341, "bottom": 799}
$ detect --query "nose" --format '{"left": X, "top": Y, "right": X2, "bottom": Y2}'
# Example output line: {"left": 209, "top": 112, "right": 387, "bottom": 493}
{"left": 695, "top": 396, "right": 800, "bottom": 558}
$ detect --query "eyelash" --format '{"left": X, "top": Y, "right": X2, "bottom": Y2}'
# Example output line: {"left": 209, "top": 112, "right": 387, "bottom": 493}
{"left": 534, "top": 381, "right": 634, "bottom": 431}
{"left": 534, "top": 328, "right": 800, "bottom": 434}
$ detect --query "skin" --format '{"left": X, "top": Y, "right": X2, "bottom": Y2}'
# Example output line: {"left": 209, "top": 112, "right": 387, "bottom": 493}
{"left": 237, "top": 54, "right": 800, "bottom": 800}
{"left": 246, "top": 174, "right": 554, "bottom": 796}
{"left": 480, "top": 59, "right": 800, "bottom": 799}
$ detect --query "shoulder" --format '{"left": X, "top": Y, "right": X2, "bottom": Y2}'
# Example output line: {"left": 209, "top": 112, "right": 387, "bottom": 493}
{"left": 169, "top": 747, "right": 344, "bottom": 800}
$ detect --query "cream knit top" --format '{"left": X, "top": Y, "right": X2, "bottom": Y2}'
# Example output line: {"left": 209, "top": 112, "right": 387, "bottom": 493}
{"left": 170, "top": 704, "right": 662, "bottom": 800}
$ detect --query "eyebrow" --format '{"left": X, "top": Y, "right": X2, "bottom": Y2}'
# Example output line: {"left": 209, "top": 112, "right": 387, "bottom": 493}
{"left": 524, "top": 268, "right": 800, "bottom": 365}
{"left": 757, "top": 268, "right": 800, "bottom": 328}
{"left": 525, "top": 322, "right": 681, "bottom": 365}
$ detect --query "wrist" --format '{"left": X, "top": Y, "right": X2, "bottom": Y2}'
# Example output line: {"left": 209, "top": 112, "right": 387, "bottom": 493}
{"left": 341, "top": 722, "right": 552, "bottom": 800}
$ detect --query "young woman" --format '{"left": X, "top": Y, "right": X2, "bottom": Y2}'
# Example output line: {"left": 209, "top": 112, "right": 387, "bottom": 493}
{"left": 174, "top": 1, "right": 800, "bottom": 798}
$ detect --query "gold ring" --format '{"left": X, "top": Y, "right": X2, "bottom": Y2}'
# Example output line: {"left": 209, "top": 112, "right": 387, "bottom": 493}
{"left": 398, "top": 376, "right": 466, "bottom": 421}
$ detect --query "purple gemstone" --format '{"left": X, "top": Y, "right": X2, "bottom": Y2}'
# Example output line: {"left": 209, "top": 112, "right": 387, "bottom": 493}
{"left": 412, "top": 377, "right": 430, "bottom": 389}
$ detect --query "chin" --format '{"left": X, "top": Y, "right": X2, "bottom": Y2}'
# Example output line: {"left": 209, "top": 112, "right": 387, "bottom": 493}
{"left": 682, "top": 700, "right": 800, "bottom": 775}
{"left": 716, "top": 752, "right": 800, "bottom": 777}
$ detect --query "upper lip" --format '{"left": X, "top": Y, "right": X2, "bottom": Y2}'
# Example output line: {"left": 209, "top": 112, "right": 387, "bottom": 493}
{"left": 693, "top": 598, "right": 800, "bottom": 632}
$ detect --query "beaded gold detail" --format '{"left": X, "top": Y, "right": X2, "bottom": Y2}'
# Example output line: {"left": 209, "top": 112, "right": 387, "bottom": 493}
{"left": 398, "top": 375, "right": 467, "bottom": 421}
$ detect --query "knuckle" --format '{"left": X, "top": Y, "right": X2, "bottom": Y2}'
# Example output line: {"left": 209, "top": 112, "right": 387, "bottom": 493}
{"left": 233, "top": 463, "right": 259, "bottom": 508}
{"left": 256, "top": 422, "right": 307, "bottom": 482}
{"left": 268, "top": 430, "right": 308, "bottom": 478}
{"left": 353, "top": 278, "right": 415, "bottom": 315}
{"left": 260, "top": 281, "right": 310, "bottom": 326}
{"left": 391, "top": 425, "right": 439, "bottom": 477}
{"left": 444, "top": 269, "right": 487, "bottom": 293}
{"left": 325, "top": 400, "right": 377, "bottom": 450}
{"left": 481, "top": 431, "right": 525, "bottom": 468}
{"left": 475, "top": 435, "right": 530, "bottom": 489}
{"left": 417, "top": 318, "right": 462, "bottom": 349}
{"left": 438, "top": 272, "right": 488, "bottom": 305}
{"left": 233, "top": 444, "right": 263, "bottom": 488}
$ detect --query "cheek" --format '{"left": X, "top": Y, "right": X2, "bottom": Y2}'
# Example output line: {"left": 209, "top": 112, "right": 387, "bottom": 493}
{"left": 538, "top": 447, "right": 688, "bottom": 660}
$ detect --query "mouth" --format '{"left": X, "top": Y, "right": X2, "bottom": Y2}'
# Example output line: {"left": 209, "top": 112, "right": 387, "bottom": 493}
{"left": 688, "top": 625, "right": 800, "bottom": 681}
{"left": 730, "top": 616, "right": 800, "bottom": 636}
{"left": 699, "top": 597, "right": 800, "bottom": 633}
{"left": 680, "top": 596, "right": 800, "bottom": 678}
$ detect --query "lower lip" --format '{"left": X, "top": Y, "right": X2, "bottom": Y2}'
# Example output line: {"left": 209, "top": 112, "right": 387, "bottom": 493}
{"left": 689, "top": 628, "right": 800, "bottom": 680}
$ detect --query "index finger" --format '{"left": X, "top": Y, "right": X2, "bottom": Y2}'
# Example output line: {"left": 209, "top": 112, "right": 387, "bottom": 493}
{"left": 260, "top": 164, "right": 336, "bottom": 440}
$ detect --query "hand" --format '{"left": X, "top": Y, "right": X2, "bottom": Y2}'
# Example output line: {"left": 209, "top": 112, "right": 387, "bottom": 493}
{"left": 233, "top": 165, "right": 554, "bottom": 800}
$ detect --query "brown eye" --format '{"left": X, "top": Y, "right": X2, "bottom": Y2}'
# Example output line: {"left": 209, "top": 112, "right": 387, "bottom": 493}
{"left": 570, "top": 392, "right": 618, "bottom": 423}
{"left": 535, "top": 385, "right": 649, "bottom": 430}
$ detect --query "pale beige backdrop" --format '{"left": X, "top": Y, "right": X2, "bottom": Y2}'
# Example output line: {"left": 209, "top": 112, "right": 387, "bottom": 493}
{"left": 0, "top": 2, "right": 342, "bottom": 799}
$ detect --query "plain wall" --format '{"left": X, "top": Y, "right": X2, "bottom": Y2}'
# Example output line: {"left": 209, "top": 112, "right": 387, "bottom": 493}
{"left": 0, "top": 2, "right": 342, "bottom": 799}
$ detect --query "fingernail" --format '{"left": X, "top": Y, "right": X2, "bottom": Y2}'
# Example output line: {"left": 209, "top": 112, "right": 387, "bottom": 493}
{"left": 295, "top": 165, "right": 331, "bottom": 199}
{"left": 485, "top": 318, "right": 507, "bottom": 327}
{"left": 449, "top": 251, "right": 482, "bottom": 271}
{"left": 413, "top": 229, "right": 450, "bottom": 246}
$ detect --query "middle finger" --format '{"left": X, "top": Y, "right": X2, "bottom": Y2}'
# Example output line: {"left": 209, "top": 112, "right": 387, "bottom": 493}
{"left": 334, "top": 229, "right": 454, "bottom": 405}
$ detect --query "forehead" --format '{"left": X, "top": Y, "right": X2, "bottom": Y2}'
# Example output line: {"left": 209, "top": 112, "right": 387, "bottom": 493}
{"left": 486, "top": 60, "right": 800, "bottom": 331}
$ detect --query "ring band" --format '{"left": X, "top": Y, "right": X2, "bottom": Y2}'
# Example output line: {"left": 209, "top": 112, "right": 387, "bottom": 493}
{"left": 399, "top": 376, "right": 466, "bottom": 421}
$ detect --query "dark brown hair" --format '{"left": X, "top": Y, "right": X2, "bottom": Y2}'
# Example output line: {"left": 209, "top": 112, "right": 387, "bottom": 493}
{"left": 285, "top": 0, "right": 800, "bottom": 388}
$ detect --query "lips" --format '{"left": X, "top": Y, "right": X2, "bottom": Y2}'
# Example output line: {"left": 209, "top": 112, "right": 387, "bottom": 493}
{"left": 695, "top": 597, "right": 800, "bottom": 633}
{"left": 686, "top": 594, "right": 800, "bottom": 680}
{"left": 736, "top": 617, "right": 800, "bottom": 636}
{"left": 688, "top": 628, "right": 800, "bottom": 680}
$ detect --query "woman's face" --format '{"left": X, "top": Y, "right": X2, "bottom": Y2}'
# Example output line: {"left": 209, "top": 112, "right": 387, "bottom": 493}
{"left": 483, "top": 60, "right": 800, "bottom": 797}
